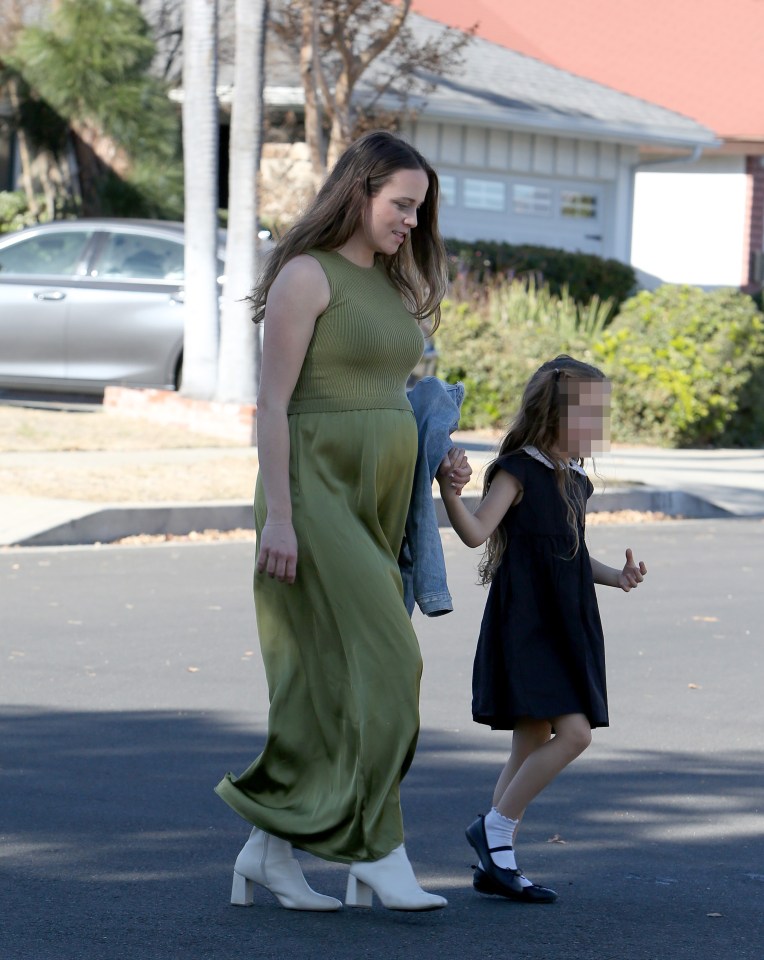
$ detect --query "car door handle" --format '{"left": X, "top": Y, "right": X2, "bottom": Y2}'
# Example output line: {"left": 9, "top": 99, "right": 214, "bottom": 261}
{"left": 585, "top": 234, "right": 603, "bottom": 241}
{"left": 33, "top": 290, "right": 67, "bottom": 301}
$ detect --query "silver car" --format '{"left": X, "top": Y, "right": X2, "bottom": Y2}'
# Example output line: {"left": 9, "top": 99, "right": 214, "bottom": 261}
{"left": 0, "top": 219, "right": 228, "bottom": 394}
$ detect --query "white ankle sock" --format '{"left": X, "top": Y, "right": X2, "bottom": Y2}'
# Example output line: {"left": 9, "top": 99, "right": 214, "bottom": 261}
{"left": 483, "top": 808, "right": 532, "bottom": 887}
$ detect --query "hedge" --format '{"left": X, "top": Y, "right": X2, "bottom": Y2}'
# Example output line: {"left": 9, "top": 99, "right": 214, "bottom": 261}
{"left": 436, "top": 280, "right": 764, "bottom": 447}
{"left": 444, "top": 238, "right": 636, "bottom": 312}
{"left": 436, "top": 278, "right": 608, "bottom": 428}
{"left": 595, "top": 285, "right": 764, "bottom": 447}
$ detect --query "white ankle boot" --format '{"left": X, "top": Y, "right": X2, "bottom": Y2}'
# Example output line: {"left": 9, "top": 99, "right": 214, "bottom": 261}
{"left": 231, "top": 827, "right": 342, "bottom": 911}
{"left": 345, "top": 844, "right": 447, "bottom": 911}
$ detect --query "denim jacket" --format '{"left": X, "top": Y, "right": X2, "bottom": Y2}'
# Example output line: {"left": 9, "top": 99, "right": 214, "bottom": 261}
{"left": 399, "top": 376, "right": 465, "bottom": 617}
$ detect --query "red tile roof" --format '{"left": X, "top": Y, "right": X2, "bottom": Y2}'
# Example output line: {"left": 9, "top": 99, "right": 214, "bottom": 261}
{"left": 409, "top": 0, "right": 764, "bottom": 140}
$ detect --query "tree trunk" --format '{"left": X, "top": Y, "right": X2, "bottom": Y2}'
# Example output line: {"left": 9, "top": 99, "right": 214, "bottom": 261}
{"left": 326, "top": 71, "right": 353, "bottom": 170}
{"left": 300, "top": 0, "right": 325, "bottom": 188}
{"left": 181, "top": 0, "right": 220, "bottom": 399}
{"left": 6, "top": 76, "right": 40, "bottom": 217}
{"left": 216, "top": 0, "right": 268, "bottom": 403}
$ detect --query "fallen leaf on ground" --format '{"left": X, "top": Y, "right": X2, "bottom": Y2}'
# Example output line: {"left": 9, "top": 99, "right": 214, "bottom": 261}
{"left": 688, "top": 683, "right": 702, "bottom": 689}
{"left": 547, "top": 834, "right": 567, "bottom": 843}
{"left": 692, "top": 616, "right": 719, "bottom": 622}
{"left": 187, "top": 666, "right": 200, "bottom": 673}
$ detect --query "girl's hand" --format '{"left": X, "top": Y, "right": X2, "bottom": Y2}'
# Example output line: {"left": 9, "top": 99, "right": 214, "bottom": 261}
{"left": 437, "top": 446, "right": 472, "bottom": 497}
{"left": 618, "top": 547, "right": 647, "bottom": 592}
{"left": 257, "top": 520, "right": 298, "bottom": 584}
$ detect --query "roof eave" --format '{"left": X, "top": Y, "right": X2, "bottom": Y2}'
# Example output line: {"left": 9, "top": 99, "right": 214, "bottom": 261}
{"left": 405, "top": 100, "right": 720, "bottom": 151}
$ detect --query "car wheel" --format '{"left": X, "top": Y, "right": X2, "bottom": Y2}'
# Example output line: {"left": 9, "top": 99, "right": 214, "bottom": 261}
{"left": 174, "top": 356, "right": 183, "bottom": 391}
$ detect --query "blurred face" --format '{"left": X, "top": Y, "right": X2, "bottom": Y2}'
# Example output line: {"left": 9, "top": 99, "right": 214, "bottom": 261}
{"left": 363, "top": 167, "right": 430, "bottom": 256}
{"left": 558, "top": 379, "right": 612, "bottom": 458}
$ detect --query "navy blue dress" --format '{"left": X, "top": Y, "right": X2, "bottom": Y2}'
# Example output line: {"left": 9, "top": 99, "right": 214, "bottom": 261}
{"left": 472, "top": 450, "right": 609, "bottom": 730}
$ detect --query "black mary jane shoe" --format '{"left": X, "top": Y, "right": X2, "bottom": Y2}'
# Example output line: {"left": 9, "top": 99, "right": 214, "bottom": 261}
{"left": 472, "top": 865, "right": 558, "bottom": 903}
{"left": 465, "top": 815, "right": 558, "bottom": 904}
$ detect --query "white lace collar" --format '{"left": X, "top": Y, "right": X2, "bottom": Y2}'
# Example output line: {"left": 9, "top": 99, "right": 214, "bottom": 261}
{"left": 523, "top": 445, "right": 587, "bottom": 477}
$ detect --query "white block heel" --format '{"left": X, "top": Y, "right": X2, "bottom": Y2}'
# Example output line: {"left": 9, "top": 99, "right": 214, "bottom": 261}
{"left": 230, "top": 870, "right": 255, "bottom": 907}
{"left": 346, "top": 844, "right": 447, "bottom": 911}
{"left": 231, "top": 827, "right": 342, "bottom": 911}
{"left": 344, "top": 874, "right": 374, "bottom": 907}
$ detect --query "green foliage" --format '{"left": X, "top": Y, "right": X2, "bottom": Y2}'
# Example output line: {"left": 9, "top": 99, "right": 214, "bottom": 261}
{"left": 595, "top": 285, "right": 764, "bottom": 447}
{"left": 436, "top": 278, "right": 603, "bottom": 428}
{"left": 11, "top": 0, "right": 161, "bottom": 153}
{"left": 437, "top": 280, "right": 764, "bottom": 446}
{"left": 0, "top": 190, "right": 78, "bottom": 233}
{"left": 0, "top": 191, "right": 36, "bottom": 233}
{"left": 8, "top": 0, "right": 182, "bottom": 218}
{"left": 445, "top": 238, "right": 636, "bottom": 315}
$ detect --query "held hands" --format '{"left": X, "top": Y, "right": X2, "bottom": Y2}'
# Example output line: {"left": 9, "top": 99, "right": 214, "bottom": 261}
{"left": 256, "top": 520, "right": 298, "bottom": 584}
{"left": 618, "top": 547, "right": 647, "bottom": 592}
{"left": 436, "top": 446, "right": 472, "bottom": 497}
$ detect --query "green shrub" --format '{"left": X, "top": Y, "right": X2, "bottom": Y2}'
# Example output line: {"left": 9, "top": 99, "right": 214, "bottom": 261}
{"left": 445, "top": 238, "right": 636, "bottom": 313}
{"left": 0, "top": 190, "right": 80, "bottom": 234}
{"left": 0, "top": 191, "right": 39, "bottom": 234}
{"left": 594, "top": 285, "right": 764, "bottom": 446}
{"left": 436, "top": 278, "right": 606, "bottom": 428}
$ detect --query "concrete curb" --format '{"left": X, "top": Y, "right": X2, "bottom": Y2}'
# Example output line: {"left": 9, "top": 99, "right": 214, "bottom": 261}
{"left": 10, "top": 486, "right": 743, "bottom": 548}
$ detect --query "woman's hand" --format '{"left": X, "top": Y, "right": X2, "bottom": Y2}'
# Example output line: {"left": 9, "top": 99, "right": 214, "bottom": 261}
{"left": 437, "top": 446, "right": 472, "bottom": 497}
{"left": 257, "top": 520, "right": 298, "bottom": 584}
{"left": 618, "top": 547, "right": 647, "bottom": 592}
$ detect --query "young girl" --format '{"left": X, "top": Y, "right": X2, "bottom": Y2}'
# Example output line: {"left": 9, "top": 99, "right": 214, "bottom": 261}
{"left": 437, "top": 355, "right": 647, "bottom": 903}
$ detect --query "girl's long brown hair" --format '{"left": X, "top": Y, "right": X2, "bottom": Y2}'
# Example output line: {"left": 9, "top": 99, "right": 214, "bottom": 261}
{"left": 250, "top": 130, "right": 448, "bottom": 328}
{"left": 478, "top": 355, "right": 608, "bottom": 584}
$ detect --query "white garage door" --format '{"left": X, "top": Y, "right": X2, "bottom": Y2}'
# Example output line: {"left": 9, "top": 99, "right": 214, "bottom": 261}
{"left": 438, "top": 171, "right": 608, "bottom": 257}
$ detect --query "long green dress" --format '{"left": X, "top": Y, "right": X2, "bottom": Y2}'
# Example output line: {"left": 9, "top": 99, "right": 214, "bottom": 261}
{"left": 215, "top": 249, "right": 426, "bottom": 864}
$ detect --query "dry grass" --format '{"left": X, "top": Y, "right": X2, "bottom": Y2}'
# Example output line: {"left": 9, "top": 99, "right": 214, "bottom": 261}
{"left": 0, "top": 404, "right": 243, "bottom": 452}
{"left": 0, "top": 403, "right": 258, "bottom": 502}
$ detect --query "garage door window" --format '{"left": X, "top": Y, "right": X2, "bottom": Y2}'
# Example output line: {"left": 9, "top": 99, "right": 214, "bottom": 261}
{"left": 464, "top": 178, "right": 505, "bottom": 211}
{"left": 513, "top": 184, "right": 552, "bottom": 217}
{"left": 561, "top": 191, "right": 598, "bottom": 219}
{"left": 439, "top": 175, "right": 457, "bottom": 206}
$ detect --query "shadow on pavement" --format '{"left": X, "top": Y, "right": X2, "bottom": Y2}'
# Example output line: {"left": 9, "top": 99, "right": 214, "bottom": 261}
{"left": 2, "top": 707, "right": 762, "bottom": 960}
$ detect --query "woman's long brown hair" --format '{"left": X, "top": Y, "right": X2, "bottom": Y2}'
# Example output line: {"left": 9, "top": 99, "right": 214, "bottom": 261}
{"left": 250, "top": 130, "right": 448, "bottom": 327}
{"left": 478, "top": 355, "right": 608, "bottom": 584}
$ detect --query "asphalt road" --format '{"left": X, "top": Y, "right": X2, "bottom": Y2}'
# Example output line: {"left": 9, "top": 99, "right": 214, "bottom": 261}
{"left": 1, "top": 519, "right": 763, "bottom": 960}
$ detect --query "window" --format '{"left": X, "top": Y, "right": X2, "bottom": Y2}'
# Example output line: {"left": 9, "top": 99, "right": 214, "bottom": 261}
{"left": 561, "top": 191, "right": 598, "bottom": 219}
{"left": 0, "top": 231, "right": 93, "bottom": 277}
{"left": 94, "top": 233, "right": 184, "bottom": 280}
{"left": 463, "top": 178, "right": 505, "bottom": 211}
{"left": 513, "top": 184, "right": 552, "bottom": 217}
{"left": 439, "top": 175, "right": 457, "bottom": 207}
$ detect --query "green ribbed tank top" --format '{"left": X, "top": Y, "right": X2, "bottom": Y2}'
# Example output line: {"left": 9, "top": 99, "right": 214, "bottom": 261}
{"left": 287, "top": 249, "right": 425, "bottom": 414}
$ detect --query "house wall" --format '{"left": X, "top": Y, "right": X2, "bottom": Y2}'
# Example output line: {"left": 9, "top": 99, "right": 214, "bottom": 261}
{"left": 407, "top": 120, "right": 638, "bottom": 262}
{"left": 631, "top": 154, "right": 748, "bottom": 289}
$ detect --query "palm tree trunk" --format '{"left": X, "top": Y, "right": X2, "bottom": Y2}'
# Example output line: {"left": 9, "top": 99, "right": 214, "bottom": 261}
{"left": 181, "top": 0, "right": 220, "bottom": 399}
{"left": 216, "top": 0, "right": 268, "bottom": 403}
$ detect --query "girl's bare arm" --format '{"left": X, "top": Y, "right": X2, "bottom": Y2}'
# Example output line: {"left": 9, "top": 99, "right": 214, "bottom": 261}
{"left": 437, "top": 459, "right": 521, "bottom": 548}
{"left": 590, "top": 548, "right": 647, "bottom": 591}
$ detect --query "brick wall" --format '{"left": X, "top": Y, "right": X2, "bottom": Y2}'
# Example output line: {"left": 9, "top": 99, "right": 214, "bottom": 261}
{"left": 743, "top": 155, "right": 764, "bottom": 290}
{"left": 103, "top": 387, "right": 257, "bottom": 445}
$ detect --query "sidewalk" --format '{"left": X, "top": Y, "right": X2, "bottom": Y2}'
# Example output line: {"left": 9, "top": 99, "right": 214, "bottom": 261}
{"left": 2, "top": 440, "right": 763, "bottom": 547}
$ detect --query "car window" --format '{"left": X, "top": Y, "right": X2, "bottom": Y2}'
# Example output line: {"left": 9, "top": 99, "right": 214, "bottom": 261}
{"left": 94, "top": 233, "right": 184, "bottom": 281}
{"left": 0, "top": 231, "right": 93, "bottom": 277}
